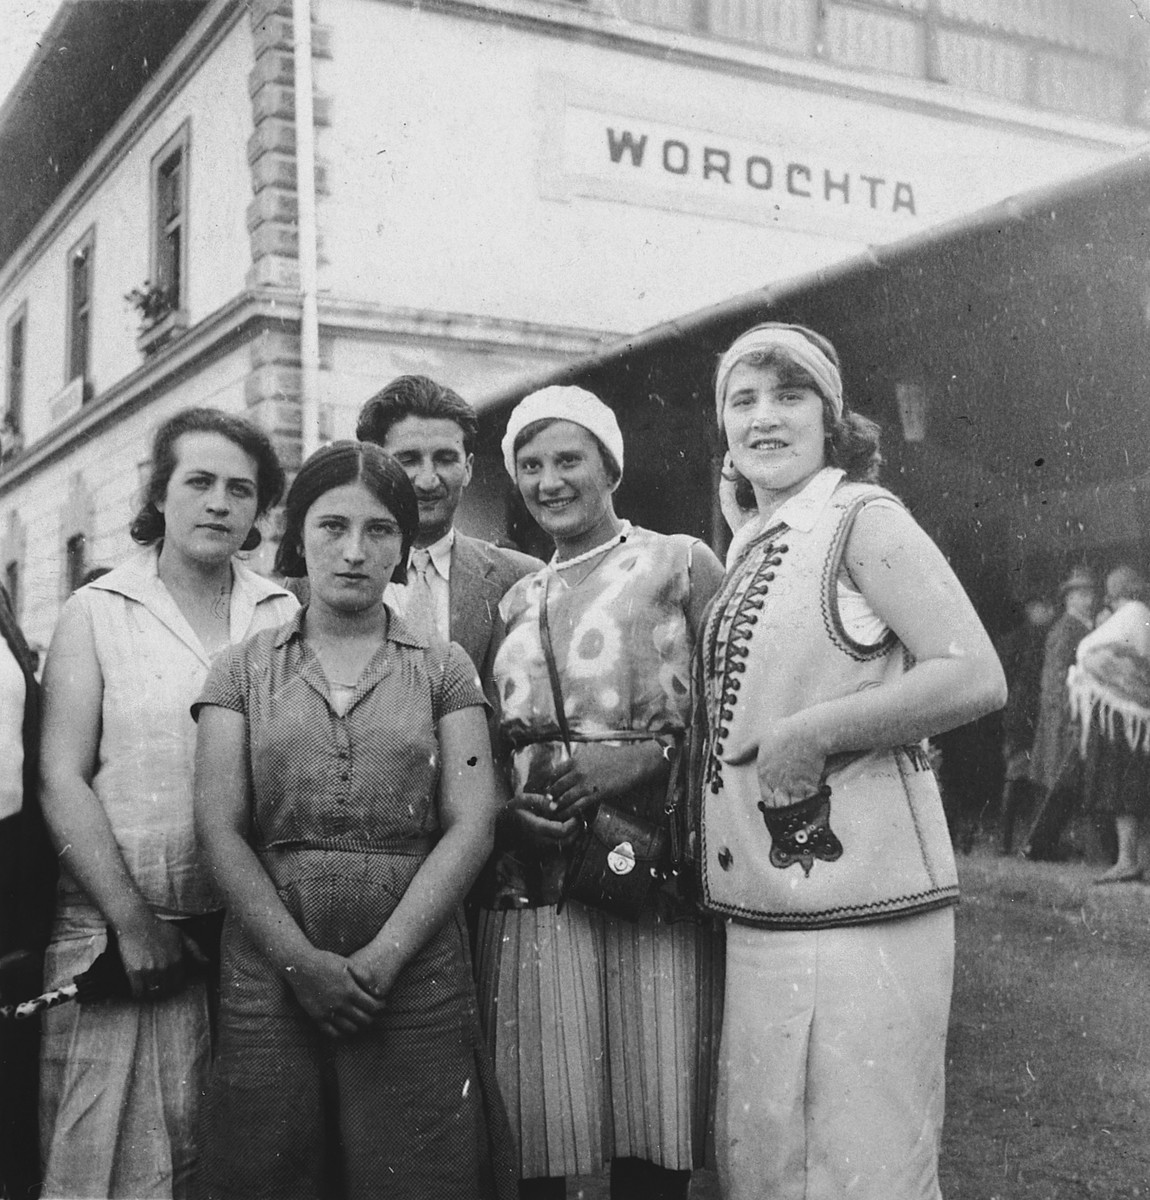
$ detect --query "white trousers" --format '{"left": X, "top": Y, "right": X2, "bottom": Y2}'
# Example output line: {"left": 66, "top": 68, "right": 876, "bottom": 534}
{"left": 716, "top": 907, "right": 954, "bottom": 1200}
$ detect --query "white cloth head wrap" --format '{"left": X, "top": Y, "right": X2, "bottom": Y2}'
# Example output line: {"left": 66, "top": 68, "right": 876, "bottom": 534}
{"left": 714, "top": 325, "right": 844, "bottom": 425}
{"left": 501, "top": 385, "right": 624, "bottom": 480}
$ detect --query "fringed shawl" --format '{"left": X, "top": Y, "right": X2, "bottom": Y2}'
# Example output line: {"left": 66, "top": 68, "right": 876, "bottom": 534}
{"left": 1068, "top": 600, "right": 1150, "bottom": 757}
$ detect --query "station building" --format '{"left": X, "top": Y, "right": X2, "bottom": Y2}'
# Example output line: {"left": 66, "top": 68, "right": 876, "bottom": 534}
{"left": 0, "top": 0, "right": 1145, "bottom": 646}
{"left": 478, "top": 146, "right": 1150, "bottom": 639}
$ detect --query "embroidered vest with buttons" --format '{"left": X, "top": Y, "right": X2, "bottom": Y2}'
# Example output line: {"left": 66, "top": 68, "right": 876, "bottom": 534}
{"left": 700, "top": 482, "right": 959, "bottom": 929}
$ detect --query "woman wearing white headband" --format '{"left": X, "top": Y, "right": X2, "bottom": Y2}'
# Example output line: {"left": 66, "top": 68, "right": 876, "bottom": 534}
{"left": 474, "top": 385, "right": 725, "bottom": 1200}
{"left": 701, "top": 323, "right": 1006, "bottom": 1199}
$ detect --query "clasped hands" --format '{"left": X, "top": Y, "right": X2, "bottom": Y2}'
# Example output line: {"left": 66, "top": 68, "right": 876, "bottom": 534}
{"left": 281, "top": 941, "right": 398, "bottom": 1040}
{"left": 506, "top": 742, "right": 660, "bottom": 846}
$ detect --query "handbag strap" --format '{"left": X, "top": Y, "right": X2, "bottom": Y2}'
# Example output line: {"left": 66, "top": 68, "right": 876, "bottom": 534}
{"left": 540, "top": 572, "right": 688, "bottom": 860}
{"left": 539, "top": 573, "right": 573, "bottom": 755}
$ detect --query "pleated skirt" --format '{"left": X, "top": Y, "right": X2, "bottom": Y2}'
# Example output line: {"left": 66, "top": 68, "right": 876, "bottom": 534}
{"left": 475, "top": 901, "right": 723, "bottom": 1180}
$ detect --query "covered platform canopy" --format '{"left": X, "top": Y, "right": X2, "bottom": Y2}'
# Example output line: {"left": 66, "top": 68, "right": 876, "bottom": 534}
{"left": 477, "top": 145, "right": 1150, "bottom": 633}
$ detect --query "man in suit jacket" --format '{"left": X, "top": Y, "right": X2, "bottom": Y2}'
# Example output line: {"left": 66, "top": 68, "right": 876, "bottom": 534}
{"left": 356, "top": 375, "right": 542, "bottom": 674}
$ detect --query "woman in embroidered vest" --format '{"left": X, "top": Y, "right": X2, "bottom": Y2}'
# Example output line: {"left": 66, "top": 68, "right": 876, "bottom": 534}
{"left": 1071, "top": 565, "right": 1150, "bottom": 884}
{"left": 474, "top": 386, "right": 725, "bottom": 1200}
{"left": 702, "top": 324, "right": 1006, "bottom": 1200}
{"left": 38, "top": 408, "right": 296, "bottom": 1199}
{"left": 192, "top": 442, "right": 514, "bottom": 1199}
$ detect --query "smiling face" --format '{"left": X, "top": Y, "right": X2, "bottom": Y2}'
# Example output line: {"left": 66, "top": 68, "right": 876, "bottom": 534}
{"left": 379, "top": 415, "right": 473, "bottom": 547}
{"left": 156, "top": 431, "right": 260, "bottom": 567}
{"left": 722, "top": 360, "right": 828, "bottom": 510}
{"left": 302, "top": 481, "right": 405, "bottom": 615}
{"left": 515, "top": 420, "right": 619, "bottom": 558}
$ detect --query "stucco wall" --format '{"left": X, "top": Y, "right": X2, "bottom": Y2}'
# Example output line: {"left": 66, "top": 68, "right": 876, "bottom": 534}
{"left": 0, "top": 15, "right": 256, "bottom": 448}
{"left": 319, "top": 327, "right": 587, "bottom": 440}
{"left": 317, "top": 0, "right": 1133, "bottom": 333}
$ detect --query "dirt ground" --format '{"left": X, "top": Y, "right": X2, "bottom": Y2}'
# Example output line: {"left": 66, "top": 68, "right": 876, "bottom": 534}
{"left": 569, "top": 846, "right": 1150, "bottom": 1199}
{"left": 941, "top": 849, "right": 1150, "bottom": 1199}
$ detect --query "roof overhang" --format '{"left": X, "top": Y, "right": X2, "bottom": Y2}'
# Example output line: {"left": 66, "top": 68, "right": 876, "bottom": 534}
{"left": 478, "top": 143, "right": 1150, "bottom": 601}
{"left": 481, "top": 144, "right": 1150, "bottom": 495}
{"left": 0, "top": 0, "right": 208, "bottom": 270}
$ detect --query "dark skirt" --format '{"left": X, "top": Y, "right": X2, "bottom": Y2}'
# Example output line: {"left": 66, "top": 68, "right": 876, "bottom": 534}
{"left": 196, "top": 848, "right": 516, "bottom": 1200}
{"left": 1082, "top": 719, "right": 1150, "bottom": 818}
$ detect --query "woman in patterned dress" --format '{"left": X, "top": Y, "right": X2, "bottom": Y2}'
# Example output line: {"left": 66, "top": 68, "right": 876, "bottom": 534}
{"left": 474, "top": 386, "right": 725, "bottom": 1200}
{"left": 192, "top": 441, "right": 514, "bottom": 1200}
{"left": 38, "top": 407, "right": 295, "bottom": 1198}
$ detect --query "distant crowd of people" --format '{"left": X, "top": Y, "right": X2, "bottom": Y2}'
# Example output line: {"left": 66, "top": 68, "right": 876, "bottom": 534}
{"left": 997, "top": 562, "right": 1150, "bottom": 882}
{"left": 0, "top": 324, "right": 1011, "bottom": 1200}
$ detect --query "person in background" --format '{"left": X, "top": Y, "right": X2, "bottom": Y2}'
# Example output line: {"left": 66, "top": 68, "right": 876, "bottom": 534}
{"left": 356, "top": 375, "right": 542, "bottom": 674}
{"left": 193, "top": 441, "right": 513, "bottom": 1199}
{"left": 38, "top": 407, "right": 296, "bottom": 1199}
{"left": 0, "top": 577, "right": 57, "bottom": 1200}
{"left": 702, "top": 322, "right": 1005, "bottom": 1200}
{"left": 1022, "top": 567, "right": 1097, "bottom": 861}
{"left": 476, "top": 386, "right": 726, "bottom": 1200}
{"left": 997, "top": 594, "right": 1056, "bottom": 854}
{"left": 1070, "top": 565, "right": 1150, "bottom": 884}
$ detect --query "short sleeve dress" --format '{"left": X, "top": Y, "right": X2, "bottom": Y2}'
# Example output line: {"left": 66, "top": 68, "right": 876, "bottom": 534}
{"left": 193, "top": 606, "right": 515, "bottom": 1200}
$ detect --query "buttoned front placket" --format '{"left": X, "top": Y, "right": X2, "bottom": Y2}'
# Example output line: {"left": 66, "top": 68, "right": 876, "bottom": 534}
{"left": 292, "top": 635, "right": 399, "bottom": 838}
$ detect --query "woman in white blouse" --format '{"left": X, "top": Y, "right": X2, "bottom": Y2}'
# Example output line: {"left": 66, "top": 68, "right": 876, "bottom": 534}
{"left": 38, "top": 408, "right": 297, "bottom": 1199}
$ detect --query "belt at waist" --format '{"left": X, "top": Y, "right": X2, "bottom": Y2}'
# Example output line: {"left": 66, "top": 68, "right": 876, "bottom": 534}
{"left": 259, "top": 835, "right": 437, "bottom": 859}
{"left": 507, "top": 729, "right": 683, "bottom": 750}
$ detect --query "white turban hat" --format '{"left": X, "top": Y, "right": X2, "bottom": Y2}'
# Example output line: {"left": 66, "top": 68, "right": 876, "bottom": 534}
{"left": 501, "top": 385, "right": 624, "bottom": 480}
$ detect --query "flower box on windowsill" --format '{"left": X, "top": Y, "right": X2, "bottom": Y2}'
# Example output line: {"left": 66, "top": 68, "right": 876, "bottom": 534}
{"left": 137, "top": 309, "right": 188, "bottom": 356}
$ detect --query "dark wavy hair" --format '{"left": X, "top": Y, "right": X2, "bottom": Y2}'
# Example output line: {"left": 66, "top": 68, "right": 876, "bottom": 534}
{"left": 129, "top": 408, "right": 286, "bottom": 550}
{"left": 273, "top": 441, "right": 419, "bottom": 582}
{"left": 511, "top": 417, "right": 622, "bottom": 486}
{"left": 717, "top": 323, "right": 883, "bottom": 493}
{"left": 356, "top": 374, "right": 479, "bottom": 457}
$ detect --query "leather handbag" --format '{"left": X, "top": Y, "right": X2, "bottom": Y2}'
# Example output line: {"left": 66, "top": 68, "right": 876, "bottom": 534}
{"left": 563, "top": 802, "right": 669, "bottom": 922}
{"left": 538, "top": 575, "right": 671, "bottom": 922}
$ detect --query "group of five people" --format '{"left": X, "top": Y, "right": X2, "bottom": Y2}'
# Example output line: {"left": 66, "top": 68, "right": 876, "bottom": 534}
{"left": 16, "top": 322, "right": 1006, "bottom": 1200}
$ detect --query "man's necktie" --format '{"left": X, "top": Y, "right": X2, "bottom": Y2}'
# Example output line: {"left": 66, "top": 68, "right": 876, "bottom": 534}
{"left": 408, "top": 548, "right": 435, "bottom": 636}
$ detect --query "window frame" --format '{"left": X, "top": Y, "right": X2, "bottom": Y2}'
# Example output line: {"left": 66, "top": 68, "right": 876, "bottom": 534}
{"left": 5, "top": 302, "right": 26, "bottom": 436}
{"left": 4, "top": 561, "right": 19, "bottom": 618}
{"left": 65, "top": 532, "right": 88, "bottom": 595}
{"left": 150, "top": 121, "right": 191, "bottom": 315}
{"left": 65, "top": 227, "right": 95, "bottom": 385}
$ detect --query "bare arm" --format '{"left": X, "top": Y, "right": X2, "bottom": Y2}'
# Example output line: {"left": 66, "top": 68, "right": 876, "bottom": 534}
{"left": 726, "top": 502, "right": 1007, "bottom": 803}
{"left": 193, "top": 704, "right": 384, "bottom": 1037}
{"left": 39, "top": 600, "right": 188, "bottom": 999}
{"left": 348, "top": 704, "right": 497, "bottom": 997}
